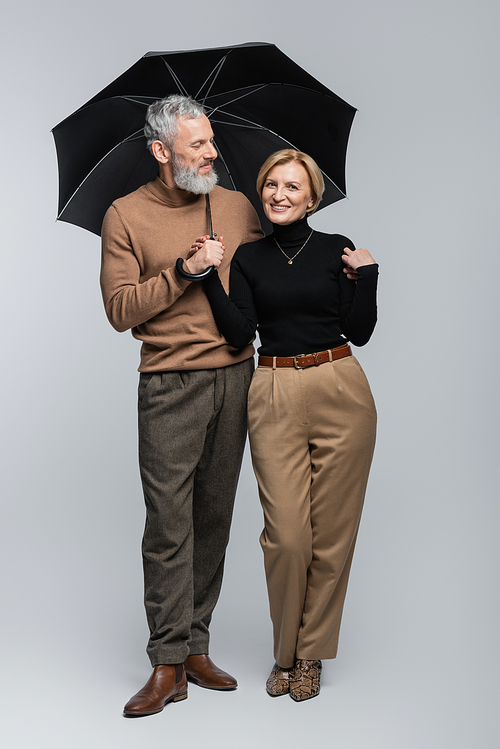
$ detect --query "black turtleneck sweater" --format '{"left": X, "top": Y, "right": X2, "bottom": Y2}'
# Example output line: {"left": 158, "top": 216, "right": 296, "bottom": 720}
{"left": 203, "top": 216, "right": 378, "bottom": 356}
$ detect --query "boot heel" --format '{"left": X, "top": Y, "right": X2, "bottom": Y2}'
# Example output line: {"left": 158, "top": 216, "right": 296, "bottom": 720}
{"left": 174, "top": 691, "right": 188, "bottom": 702}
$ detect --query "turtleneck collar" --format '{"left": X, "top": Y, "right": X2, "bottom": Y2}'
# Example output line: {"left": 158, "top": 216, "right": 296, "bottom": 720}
{"left": 147, "top": 176, "right": 202, "bottom": 208}
{"left": 272, "top": 215, "right": 312, "bottom": 247}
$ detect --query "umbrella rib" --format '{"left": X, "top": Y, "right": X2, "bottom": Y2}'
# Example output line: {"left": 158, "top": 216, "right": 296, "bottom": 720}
{"left": 161, "top": 59, "right": 189, "bottom": 96}
{"left": 203, "top": 82, "right": 354, "bottom": 108}
{"left": 196, "top": 55, "right": 229, "bottom": 104}
{"left": 121, "top": 95, "right": 156, "bottom": 107}
{"left": 206, "top": 84, "right": 268, "bottom": 115}
{"left": 203, "top": 83, "right": 266, "bottom": 99}
{"left": 202, "top": 57, "right": 227, "bottom": 103}
{"left": 202, "top": 82, "right": 276, "bottom": 101}
{"left": 123, "top": 131, "right": 147, "bottom": 141}
{"left": 212, "top": 138, "right": 237, "bottom": 191}
{"left": 210, "top": 120, "right": 263, "bottom": 130}
{"left": 321, "top": 171, "right": 346, "bottom": 197}
{"left": 57, "top": 130, "right": 146, "bottom": 219}
{"left": 208, "top": 108, "right": 269, "bottom": 130}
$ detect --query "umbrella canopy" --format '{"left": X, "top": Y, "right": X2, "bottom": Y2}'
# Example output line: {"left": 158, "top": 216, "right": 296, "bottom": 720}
{"left": 52, "top": 42, "right": 356, "bottom": 236}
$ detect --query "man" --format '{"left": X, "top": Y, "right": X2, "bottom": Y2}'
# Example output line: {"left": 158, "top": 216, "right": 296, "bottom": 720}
{"left": 100, "top": 94, "right": 262, "bottom": 717}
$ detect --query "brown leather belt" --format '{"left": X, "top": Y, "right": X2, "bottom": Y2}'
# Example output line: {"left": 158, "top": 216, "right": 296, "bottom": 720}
{"left": 258, "top": 343, "right": 352, "bottom": 369}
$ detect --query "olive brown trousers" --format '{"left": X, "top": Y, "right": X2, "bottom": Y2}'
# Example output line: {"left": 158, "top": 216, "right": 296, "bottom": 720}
{"left": 247, "top": 354, "right": 377, "bottom": 668}
{"left": 138, "top": 358, "right": 254, "bottom": 666}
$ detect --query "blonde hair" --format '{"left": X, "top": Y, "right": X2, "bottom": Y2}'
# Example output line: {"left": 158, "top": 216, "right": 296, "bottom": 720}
{"left": 256, "top": 149, "right": 325, "bottom": 214}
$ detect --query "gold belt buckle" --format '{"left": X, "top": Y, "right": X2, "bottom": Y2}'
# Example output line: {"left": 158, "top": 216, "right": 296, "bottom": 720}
{"left": 294, "top": 354, "right": 307, "bottom": 369}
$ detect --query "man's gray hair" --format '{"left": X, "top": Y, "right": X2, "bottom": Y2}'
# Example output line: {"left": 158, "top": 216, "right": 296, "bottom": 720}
{"left": 144, "top": 95, "right": 206, "bottom": 152}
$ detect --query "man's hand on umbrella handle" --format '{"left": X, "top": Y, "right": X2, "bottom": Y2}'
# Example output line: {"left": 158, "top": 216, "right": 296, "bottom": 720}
{"left": 342, "top": 247, "right": 376, "bottom": 280}
{"left": 185, "top": 235, "right": 225, "bottom": 272}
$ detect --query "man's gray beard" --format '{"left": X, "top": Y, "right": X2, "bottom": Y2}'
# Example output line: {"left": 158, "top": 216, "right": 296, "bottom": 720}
{"left": 172, "top": 152, "right": 219, "bottom": 194}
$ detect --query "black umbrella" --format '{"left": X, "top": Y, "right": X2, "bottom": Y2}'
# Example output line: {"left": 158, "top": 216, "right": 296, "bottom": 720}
{"left": 52, "top": 42, "right": 356, "bottom": 236}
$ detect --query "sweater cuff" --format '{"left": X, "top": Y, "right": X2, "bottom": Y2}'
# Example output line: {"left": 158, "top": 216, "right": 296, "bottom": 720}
{"left": 357, "top": 263, "right": 379, "bottom": 278}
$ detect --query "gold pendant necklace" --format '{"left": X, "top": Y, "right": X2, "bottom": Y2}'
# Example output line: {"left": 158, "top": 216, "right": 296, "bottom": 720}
{"left": 274, "top": 229, "right": 314, "bottom": 264}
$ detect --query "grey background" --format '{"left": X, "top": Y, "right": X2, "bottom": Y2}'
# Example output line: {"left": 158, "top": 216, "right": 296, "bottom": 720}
{"left": 1, "top": 0, "right": 499, "bottom": 747}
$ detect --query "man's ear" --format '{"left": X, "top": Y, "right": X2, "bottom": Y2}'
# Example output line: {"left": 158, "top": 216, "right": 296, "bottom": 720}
{"left": 151, "top": 140, "right": 171, "bottom": 165}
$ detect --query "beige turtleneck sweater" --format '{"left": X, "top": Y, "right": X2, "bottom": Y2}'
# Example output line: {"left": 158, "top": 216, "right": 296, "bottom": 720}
{"left": 100, "top": 177, "right": 263, "bottom": 372}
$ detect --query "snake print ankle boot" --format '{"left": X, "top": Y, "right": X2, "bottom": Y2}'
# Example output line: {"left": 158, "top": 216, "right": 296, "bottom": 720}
{"left": 266, "top": 662, "right": 295, "bottom": 697}
{"left": 289, "top": 659, "right": 322, "bottom": 702}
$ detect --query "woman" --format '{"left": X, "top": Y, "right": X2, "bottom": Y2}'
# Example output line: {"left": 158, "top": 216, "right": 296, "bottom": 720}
{"left": 191, "top": 149, "right": 378, "bottom": 702}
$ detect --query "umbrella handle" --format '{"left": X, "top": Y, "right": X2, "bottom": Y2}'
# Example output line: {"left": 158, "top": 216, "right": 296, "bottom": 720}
{"left": 175, "top": 257, "right": 215, "bottom": 281}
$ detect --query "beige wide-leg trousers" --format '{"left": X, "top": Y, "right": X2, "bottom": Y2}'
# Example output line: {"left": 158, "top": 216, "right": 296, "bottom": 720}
{"left": 247, "top": 354, "right": 377, "bottom": 668}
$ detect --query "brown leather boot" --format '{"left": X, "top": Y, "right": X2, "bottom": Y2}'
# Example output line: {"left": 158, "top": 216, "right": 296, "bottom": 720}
{"left": 289, "top": 659, "right": 322, "bottom": 702}
{"left": 184, "top": 654, "right": 237, "bottom": 690}
{"left": 123, "top": 664, "right": 187, "bottom": 717}
{"left": 266, "top": 662, "right": 294, "bottom": 696}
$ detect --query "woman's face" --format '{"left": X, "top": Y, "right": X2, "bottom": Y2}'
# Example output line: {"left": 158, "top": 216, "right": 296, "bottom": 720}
{"left": 261, "top": 162, "right": 314, "bottom": 226}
